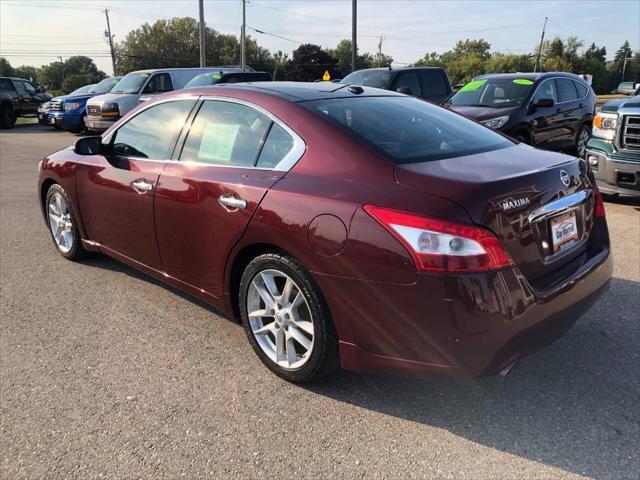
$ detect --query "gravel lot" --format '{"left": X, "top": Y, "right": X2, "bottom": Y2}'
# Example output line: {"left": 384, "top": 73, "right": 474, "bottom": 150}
{"left": 1, "top": 124, "right": 639, "bottom": 479}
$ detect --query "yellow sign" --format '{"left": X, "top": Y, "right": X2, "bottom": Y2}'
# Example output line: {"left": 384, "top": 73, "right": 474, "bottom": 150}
{"left": 322, "top": 70, "right": 331, "bottom": 81}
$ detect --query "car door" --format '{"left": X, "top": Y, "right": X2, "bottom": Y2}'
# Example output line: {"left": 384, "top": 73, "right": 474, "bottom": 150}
{"left": 554, "top": 78, "right": 581, "bottom": 147}
{"left": 528, "top": 78, "right": 563, "bottom": 149}
{"left": 21, "top": 81, "right": 41, "bottom": 113}
{"left": 154, "top": 98, "right": 303, "bottom": 297}
{"left": 75, "top": 98, "right": 196, "bottom": 269}
{"left": 12, "top": 80, "right": 35, "bottom": 114}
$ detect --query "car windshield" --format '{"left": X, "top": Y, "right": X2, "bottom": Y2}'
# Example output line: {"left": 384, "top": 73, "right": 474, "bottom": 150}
{"left": 184, "top": 73, "right": 222, "bottom": 88}
{"left": 110, "top": 73, "right": 150, "bottom": 94}
{"left": 447, "top": 78, "right": 535, "bottom": 108}
{"left": 341, "top": 70, "right": 392, "bottom": 89}
{"left": 70, "top": 84, "right": 95, "bottom": 95}
{"left": 301, "top": 96, "right": 512, "bottom": 164}
{"left": 89, "top": 77, "right": 120, "bottom": 94}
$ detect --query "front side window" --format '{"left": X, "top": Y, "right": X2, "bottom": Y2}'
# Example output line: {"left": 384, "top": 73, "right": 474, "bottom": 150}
{"left": 14, "top": 81, "right": 26, "bottom": 93}
{"left": 447, "top": 78, "right": 534, "bottom": 108}
{"left": 394, "top": 72, "right": 422, "bottom": 96}
{"left": 421, "top": 70, "right": 449, "bottom": 96}
{"left": 22, "top": 81, "right": 37, "bottom": 94}
{"left": 531, "top": 79, "right": 558, "bottom": 104}
{"left": 341, "top": 70, "right": 392, "bottom": 89}
{"left": 301, "top": 96, "right": 513, "bottom": 164}
{"left": 109, "top": 100, "right": 195, "bottom": 159}
{"left": 555, "top": 78, "right": 578, "bottom": 103}
{"left": 180, "top": 101, "right": 272, "bottom": 167}
{"left": 145, "top": 73, "right": 173, "bottom": 93}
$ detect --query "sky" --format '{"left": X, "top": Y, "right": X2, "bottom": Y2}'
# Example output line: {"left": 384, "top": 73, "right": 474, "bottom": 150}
{"left": 1, "top": 0, "right": 638, "bottom": 75}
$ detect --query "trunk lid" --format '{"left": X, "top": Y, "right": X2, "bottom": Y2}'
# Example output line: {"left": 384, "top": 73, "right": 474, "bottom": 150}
{"left": 394, "top": 144, "right": 596, "bottom": 283}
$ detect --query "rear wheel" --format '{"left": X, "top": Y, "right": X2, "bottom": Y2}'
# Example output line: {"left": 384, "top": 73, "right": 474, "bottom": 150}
{"left": 45, "top": 184, "right": 87, "bottom": 260}
{"left": 0, "top": 107, "right": 15, "bottom": 129}
{"left": 239, "top": 253, "right": 339, "bottom": 382}
{"left": 576, "top": 124, "right": 591, "bottom": 158}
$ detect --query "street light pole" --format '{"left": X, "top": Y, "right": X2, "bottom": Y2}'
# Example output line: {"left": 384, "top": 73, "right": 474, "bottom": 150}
{"left": 241, "top": 0, "right": 246, "bottom": 71}
{"left": 198, "top": 0, "right": 206, "bottom": 67}
{"left": 351, "top": 0, "right": 357, "bottom": 73}
{"left": 534, "top": 16, "right": 548, "bottom": 73}
{"left": 58, "top": 56, "right": 64, "bottom": 87}
{"left": 622, "top": 54, "right": 631, "bottom": 82}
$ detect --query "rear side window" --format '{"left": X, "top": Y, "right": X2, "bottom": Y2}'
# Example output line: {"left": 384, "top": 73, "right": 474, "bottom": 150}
{"left": 301, "top": 96, "right": 512, "bottom": 164}
{"left": 394, "top": 72, "right": 422, "bottom": 96}
{"left": 0, "top": 78, "right": 14, "bottom": 91}
{"left": 109, "top": 100, "right": 195, "bottom": 159}
{"left": 256, "top": 124, "right": 294, "bottom": 168}
{"left": 556, "top": 78, "right": 578, "bottom": 102}
{"left": 180, "top": 101, "right": 271, "bottom": 167}
{"left": 573, "top": 81, "right": 588, "bottom": 98}
{"left": 420, "top": 70, "right": 449, "bottom": 96}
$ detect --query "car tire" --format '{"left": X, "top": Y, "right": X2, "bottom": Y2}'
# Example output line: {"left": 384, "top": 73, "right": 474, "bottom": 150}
{"left": 69, "top": 115, "right": 86, "bottom": 134}
{"left": 576, "top": 124, "right": 591, "bottom": 158}
{"left": 239, "top": 252, "right": 339, "bottom": 383}
{"left": 45, "top": 184, "right": 87, "bottom": 261}
{"left": 0, "top": 107, "right": 16, "bottom": 129}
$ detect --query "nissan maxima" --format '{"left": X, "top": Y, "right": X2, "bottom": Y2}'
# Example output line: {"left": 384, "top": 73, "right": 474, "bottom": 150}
{"left": 38, "top": 82, "right": 612, "bottom": 382}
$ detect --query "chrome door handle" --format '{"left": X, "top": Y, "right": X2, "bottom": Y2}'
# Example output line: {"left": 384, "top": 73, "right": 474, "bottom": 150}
{"left": 218, "top": 194, "right": 247, "bottom": 210}
{"left": 132, "top": 180, "right": 153, "bottom": 193}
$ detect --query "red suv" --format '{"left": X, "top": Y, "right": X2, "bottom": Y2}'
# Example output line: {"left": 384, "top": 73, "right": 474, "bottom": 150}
{"left": 38, "top": 82, "right": 612, "bottom": 382}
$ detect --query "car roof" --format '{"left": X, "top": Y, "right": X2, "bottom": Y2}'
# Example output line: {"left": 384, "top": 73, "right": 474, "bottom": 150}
{"left": 473, "top": 72, "right": 584, "bottom": 82}
{"left": 129, "top": 67, "right": 245, "bottom": 75}
{"left": 182, "top": 81, "right": 403, "bottom": 102}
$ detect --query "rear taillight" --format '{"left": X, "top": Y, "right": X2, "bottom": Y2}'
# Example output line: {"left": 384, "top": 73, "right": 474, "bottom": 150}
{"left": 594, "top": 186, "right": 606, "bottom": 218}
{"left": 364, "top": 205, "right": 514, "bottom": 273}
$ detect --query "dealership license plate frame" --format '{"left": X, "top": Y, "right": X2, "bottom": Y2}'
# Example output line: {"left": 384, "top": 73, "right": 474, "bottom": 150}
{"left": 550, "top": 211, "right": 579, "bottom": 252}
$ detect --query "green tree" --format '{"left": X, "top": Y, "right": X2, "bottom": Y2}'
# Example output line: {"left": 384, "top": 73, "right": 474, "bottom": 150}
{"left": 584, "top": 43, "right": 607, "bottom": 64}
{"left": 414, "top": 52, "right": 444, "bottom": 68}
{"left": 486, "top": 53, "right": 535, "bottom": 73}
{"left": 14, "top": 65, "right": 38, "bottom": 82}
{"left": 284, "top": 44, "right": 338, "bottom": 81}
{"left": 453, "top": 39, "right": 491, "bottom": 60}
{"left": 0, "top": 57, "right": 15, "bottom": 76}
{"left": 327, "top": 39, "right": 373, "bottom": 75}
{"left": 271, "top": 51, "right": 289, "bottom": 81}
{"left": 38, "top": 56, "right": 105, "bottom": 92}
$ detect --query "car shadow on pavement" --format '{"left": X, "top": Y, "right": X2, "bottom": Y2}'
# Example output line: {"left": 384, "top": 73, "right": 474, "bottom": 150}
{"left": 604, "top": 195, "right": 640, "bottom": 210}
{"left": 305, "top": 277, "right": 640, "bottom": 479}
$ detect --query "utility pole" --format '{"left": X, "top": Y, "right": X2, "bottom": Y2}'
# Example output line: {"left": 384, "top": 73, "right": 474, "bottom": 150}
{"left": 240, "top": 0, "right": 246, "bottom": 71}
{"left": 377, "top": 35, "right": 384, "bottom": 67}
{"left": 198, "top": 0, "right": 206, "bottom": 67}
{"left": 58, "top": 56, "right": 64, "bottom": 87}
{"left": 103, "top": 9, "right": 117, "bottom": 76}
{"left": 622, "top": 54, "right": 631, "bottom": 81}
{"left": 351, "top": 0, "right": 357, "bottom": 72}
{"left": 534, "top": 16, "right": 548, "bottom": 73}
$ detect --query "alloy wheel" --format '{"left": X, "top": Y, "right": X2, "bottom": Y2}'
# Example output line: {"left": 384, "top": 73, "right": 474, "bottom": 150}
{"left": 246, "top": 269, "right": 315, "bottom": 370}
{"left": 48, "top": 192, "right": 74, "bottom": 253}
{"left": 577, "top": 128, "right": 590, "bottom": 158}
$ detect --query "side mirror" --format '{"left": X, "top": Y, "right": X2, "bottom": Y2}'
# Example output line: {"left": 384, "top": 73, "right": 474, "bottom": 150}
{"left": 397, "top": 86, "right": 413, "bottom": 95}
{"left": 73, "top": 136, "right": 103, "bottom": 155}
{"left": 38, "top": 85, "right": 45, "bottom": 93}
{"left": 534, "top": 98, "right": 554, "bottom": 109}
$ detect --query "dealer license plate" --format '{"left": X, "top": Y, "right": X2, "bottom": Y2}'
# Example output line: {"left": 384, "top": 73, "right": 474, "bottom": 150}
{"left": 550, "top": 212, "right": 578, "bottom": 252}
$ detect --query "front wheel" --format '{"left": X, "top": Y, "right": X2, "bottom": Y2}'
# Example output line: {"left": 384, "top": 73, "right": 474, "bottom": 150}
{"left": 45, "top": 184, "right": 87, "bottom": 260}
{"left": 576, "top": 124, "right": 591, "bottom": 158}
{"left": 239, "top": 253, "right": 339, "bottom": 382}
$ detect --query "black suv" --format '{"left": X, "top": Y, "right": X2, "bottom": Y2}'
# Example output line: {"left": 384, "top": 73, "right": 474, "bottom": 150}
{"left": 0, "top": 77, "right": 52, "bottom": 128}
{"left": 340, "top": 67, "right": 452, "bottom": 104}
{"left": 446, "top": 72, "right": 596, "bottom": 157}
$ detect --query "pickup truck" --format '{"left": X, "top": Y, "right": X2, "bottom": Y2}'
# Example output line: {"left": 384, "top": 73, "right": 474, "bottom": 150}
{"left": 586, "top": 93, "right": 639, "bottom": 197}
{"left": 47, "top": 77, "right": 121, "bottom": 132}
{"left": 0, "top": 77, "right": 52, "bottom": 128}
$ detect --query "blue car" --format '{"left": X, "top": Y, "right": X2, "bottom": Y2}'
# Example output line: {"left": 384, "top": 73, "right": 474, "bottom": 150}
{"left": 48, "top": 77, "right": 121, "bottom": 132}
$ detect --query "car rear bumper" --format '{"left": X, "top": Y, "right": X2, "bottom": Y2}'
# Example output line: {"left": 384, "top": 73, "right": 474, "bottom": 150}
{"left": 84, "top": 116, "right": 117, "bottom": 132}
{"left": 586, "top": 148, "right": 640, "bottom": 197}
{"left": 316, "top": 239, "right": 612, "bottom": 379}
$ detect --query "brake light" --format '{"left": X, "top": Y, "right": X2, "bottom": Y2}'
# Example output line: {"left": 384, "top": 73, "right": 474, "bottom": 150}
{"left": 594, "top": 185, "right": 606, "bottom": 218}
{"left": 364, "top": 205, "right": 514, "bottom": 272}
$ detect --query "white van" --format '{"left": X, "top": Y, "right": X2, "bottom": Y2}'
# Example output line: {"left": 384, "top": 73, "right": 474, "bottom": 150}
{"left": 84, "top": 67, "right": 244, "bottom": 132}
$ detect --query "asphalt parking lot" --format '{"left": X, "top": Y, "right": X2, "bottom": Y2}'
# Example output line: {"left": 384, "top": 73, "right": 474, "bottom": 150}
{"left": 1, "top": 124, "right": 639, "bottom": 479}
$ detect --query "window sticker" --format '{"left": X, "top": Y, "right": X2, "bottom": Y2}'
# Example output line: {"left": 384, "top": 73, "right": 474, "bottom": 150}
{"left": 212, "top": 73, "right": 222, "bottom": 80}
{"left": 198, "top": 123, "right": 239, "bottom": 163}
{"left": 459, "top": 79, "right": 487, "bottom": 92}
{"left": 513, "top": 79, "right": 534, "bottom": 85}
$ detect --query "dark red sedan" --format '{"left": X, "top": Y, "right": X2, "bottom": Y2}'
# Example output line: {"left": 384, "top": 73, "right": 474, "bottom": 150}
{"left": 38, "top": 82, "right": 612, "bottom": 382}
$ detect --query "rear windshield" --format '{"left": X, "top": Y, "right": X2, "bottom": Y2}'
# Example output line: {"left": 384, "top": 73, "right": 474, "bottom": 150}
{"left": 111, "top": 72, "right": 150, "bottom": 94}
{"left": 447, "top": 78, "right": 535, "bottom": 108}
{"left": 341, "top": 70, "right": 392, "bottom": 89}
{"left": 300, "top": 96, "right": 512, "bottom": 164}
